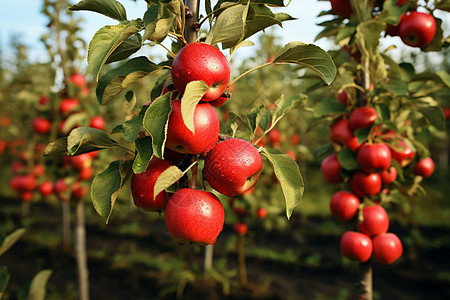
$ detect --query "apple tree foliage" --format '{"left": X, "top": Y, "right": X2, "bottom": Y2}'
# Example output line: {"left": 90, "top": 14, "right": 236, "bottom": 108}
{"left": 46, "top": 0, "right": 339, "bottom": 222}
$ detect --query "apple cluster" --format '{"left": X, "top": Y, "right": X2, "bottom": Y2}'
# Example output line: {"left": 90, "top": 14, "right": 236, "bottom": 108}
{"left": 330, "top": 0, "right": 437, "bottom": 48}
{"left": 321, "top": 94, "right": 435, "bottom": 264}
{"left": 130, "top": 43, "right": 265, "bottom": 245}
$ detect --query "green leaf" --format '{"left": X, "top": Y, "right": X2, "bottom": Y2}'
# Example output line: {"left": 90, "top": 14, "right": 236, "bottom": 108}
{"left": 417, "top": 105, "right": 445, "bottom": 129}
{"left": 0, "top": 266, "right": 10, "bottom": 299}
{"left": 150, "top": 71, "right": 171, "bottom": 101}
{"left": 105, "top": 33, "right": 142, "bottom": 64}
{"left": 88, "top": 19, "right": 144, "bottom": 81}
{"left": 385, "top": 78, "right": 408, "bottom": 96}
{"left": 0, "top": 228, "right": 26, "bottom": 256}
{"left": 337, "top": 149, "right": 359, "bottom": 171}
{"left": 133, "top": 137, "right": 154, "bottom": 174}
{"left": 96, "top": 56, "right": 163, "bottom": 105}
{"left": 259, "top": 110, "right": 270, "bottom": 132}
{"left": 260, "top": 148, "right": 303, "bottom": 219}
{"left": 382, "top": 0, "right": 409, "bottom": 24}
{"left": 421, "top": 18, "right": 444, "bottom": 52}
{"left": 91, "top": 160, "right": 133, "bottom": 222}
{"left": 67, "top": 127, "right": 122, "bottom": 156}
{"left": 313, "top": 98, "right": 346, "bottom": 117}
{"left": 43, "top": 138, "right": 68, "bottom": 157}
{"left": 143, "top": 92, "right": 173, "bottom": 159}
{"left": 70, "top": 0, "right": 127, "bottom": 21}
{"left": 336, "top": 26, "right": 356, "bottom": 43}
{"left": 375, "top": 103, "right": 391, "bottom": 121}
{"left": 246, "top": 105, "right": 265, "bottom": 138}
{"left": 122, "top": 107, "right": 145, "bottom": 142}
{"left": 354, "top": 128, "right": 371, "bottom": 144}
{"left": 143, "top": 3, "right": 180, "bottom": 42}
{"left": 28, "top": 270, "right": 52, "bottom": 300}
{"left": 181, "top": 81, "right": 211, "bottom": 134}
{"left": 437, "top": 71, "right": 450, "bottom": 88}
{"left": 314, "top": 143, "right": 334, "bottom": 159}
{"left": 273, "top": 94, "right": 307, "bottom": 122}
{"left": 273, "top": 42, "right": 337, "bottom": 85}
{"left": 153, "top": 165, "right": 184, "bottom": 200}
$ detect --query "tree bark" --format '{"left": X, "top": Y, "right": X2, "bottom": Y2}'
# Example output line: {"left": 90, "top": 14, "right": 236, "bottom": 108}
{"left": 75, "top": 197, "right": 89, "bottom": 300}
{"left": 184, "top": 0, "right": 200, "bottom": 43}
{"left": 357, "top": 261, "right": 373, "bottom": 300}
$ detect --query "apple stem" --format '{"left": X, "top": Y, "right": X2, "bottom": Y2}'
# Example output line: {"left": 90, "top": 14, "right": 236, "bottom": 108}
{"left": 357, "top": 260, "right": 373, "bottom": 300}
{"left": 237, "top": 234, "right": 248, "bottom": 287}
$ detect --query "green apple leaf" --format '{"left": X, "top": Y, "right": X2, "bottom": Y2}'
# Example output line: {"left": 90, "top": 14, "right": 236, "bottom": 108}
{"left": 43, "top": 138, "right": 68, "bottom": 157}
{"left": 143, "top": 2, "right": 180, "bottom": 42}
{"left": 273, "top": 42, "right": 336, "bottom": 85}
{"left": 88, "top": 19, "right": 144, "bottom": 81}
{"left": 69, "top": 0, "right": 127, "bottom": 21}
{"left": 272, "top": 94, "right": 308, "bottom": 124}
{"left": 133, "top": 137, "right": 153, "bottom": 174}
{"left": 337, "top": 149, "right": 359, "bottom": 171}
{"left": 153, "top": 165, "right": 184, "bottom": 200}
{"left": 180, "top": 81, "right": 210, "bottom": 134}
{"left": 382, "top": 0, "right": 409, "bottom": 24}
{"left": 27, "top": 270, "right": 52, "bottom": 300}
{"left": 67, "top": 127, "right": 123, "bottom": 156}
{"left": 355, "top": 128, "right": 371, "bottom": 144}
{"left": 143, "top": 92, "right": 173, "bottom": 159}
{"left": 213, "top": 0, "right": 287, "bottom": 10}
{"left": 96, "top": 56, "right": 164, "bottom": 105}
{"left": 0, "top": 266, "right": 10, "bottom": 298}
{"left": 91, "top": 159, "right": 133, "bottom": 222}
{"left": 150, "top": 71, "right": 171, "bottom": 101}
{"left": 247, "top": 105, "right": 265, "bottom": 139}
{"left": 313, "top": 98, "right": 346, "bottom": 117}
{"left": 260, "top": 148, "right": 303, "bottom": 219}
{"left": 417, "top": 105, "right": 445, "bottom": 129}
{"left": 122, "top": 107, "right": 146, "bottom": 142}
{"left": 0, "top": 228, "right": 26, "bottom": 256}
{"left": 105, "top": 33, "right": 142, "bottom": 64}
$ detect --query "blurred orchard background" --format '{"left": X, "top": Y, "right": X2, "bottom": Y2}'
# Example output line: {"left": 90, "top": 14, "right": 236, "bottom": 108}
{"left": 0, "top": 0, "right": 450, "bottom": 300}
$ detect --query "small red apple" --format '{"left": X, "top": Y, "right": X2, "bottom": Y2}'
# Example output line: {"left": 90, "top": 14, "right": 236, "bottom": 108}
{"left": 33, "top": 164, "right": 45, "bottom": 177}
{"left": 166, "top": 100, "right": 220, "bottom": 154}
{"left": 350, "top": 171, "right": 382, "bottom": 197}
{"left": 209, "top": 91, "right": 231, "bottom": 107}
{"left": 171, "top": 43, "right": 230, "bottom": 101}
{"left": 20, "top": 191, "right": 34, "bottom": 202}
{"left": 373, "top": 233, "right": 403, "bottom": 265}
{"left": 39, "top": 180, "right": 54, "bottom": 197}
{"left": 357, "top": 204, "right": 390, "bottom": 236}
{"left": 59, "top": 98, "right": 80, "bottom": 116}
{"left": 70, "top": 153, "right": 93, "bottom": 170}
{"left": 38, "top": 96, "right": 50, "bottom": 105}
{"left": 164, "top": 188, "right": 224, "bottom": 245}
{"left": 337, "top": 90, "right": 349, "bottom": 106}
{"left": 349, "top": 106, "right": 378, "bottom": 130}
{"left": 389, "top": 139, "right": 415, "bottom": 167}
{"left": 70, "top": 73, "right": 87, "bottom": 88}
{"left": 32, "top": 117, "right": 52, "bottom": 134}
{"left": 72, "top": 182, "right": 89, "bottom": 199}
{"left": 79, "top": 167, "right": 93, "bottom": 181}
{"left": 321, "top": 154, "right": 343, "bottom": 184}
{"left": 234, "top": 222, "right": 248, "bottom": 235}
{"left": 380, "top": 166, "right": 397, "bottom": 184}
{"left": 290, "top": 134, "right": 300, "bottom": 145}
{"left": 340, "top": 231, "right": 373, "bottom": 262}
{"left": 256, "top": 207, "right": 268, "bottom": 219}
{"left": 89, "top": 116, "right": 105, "bottom": 130}
{"left": 398, "top": 11, "right": 436, "bottom": 48}
{"left": 413, "top": 157, "right": 435, "bottom": 178}
{"left": 330, "top": 0, "right": 353, "bottom": 18}
{"left": 268, "top": 129, "right": 281, "bottom": 147}
{"left": 330, "top": 119, "right": 361, "bottom": 151}
{"left": 357, "top": 143, "right": 392, "bottom": 173}
{"left": 204, "top": 138, "right": 263, "bottom": 197}
{"left": 54, "top": 178, "right": 69, "bottom": 202}
{"left": 330, "top": 191, "right": 360, "bottom": 222}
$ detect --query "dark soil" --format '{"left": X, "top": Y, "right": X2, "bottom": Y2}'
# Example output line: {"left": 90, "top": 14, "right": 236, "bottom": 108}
{"left": 1, "top": 197, "right": 450, "bottom": 300}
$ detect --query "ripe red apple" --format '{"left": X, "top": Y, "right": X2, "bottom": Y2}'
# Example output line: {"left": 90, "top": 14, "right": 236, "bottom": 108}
{"left": 32, "top": 117, "right": 52, "bottom": 134}
{"left": 290, "top": 134, "right": 300, "bottom": 145}
{"left": 0, "top": 140, "right": 6, "bottom": 155}
{"left": 34, "top": 164, "right": 45, "bottom": 177}
{"left": 14, "top": 175, "right": 37, "bottom": 192}
{"left": 349, "top": 106, "right": 378, "bottom": 130}
{"left": 38, "top": 96, "right": 50, "bottom": 105}
{"left": 38, "top": 180, "right": 53, "bottom": 197}
{"left": 164, "top": 188, "right": 224, "bottom": 245}
{"left": 329, "top": 191, "right": 360, "bottom": 222}
{"left": 340, "top": 231, "right": 373, "bottom": 262}
{"left": 330, "top": 119, "right": 361, "bottom": 151}
{"left": 330, "top": 0, "right": 353, "bottom": 18}
{"left": 166, "top": 100, "right": 220, "bottom": 154}
{"left": 11, "top": 162, "right": 26, "bottom": 175}
{"left": 357, "top": 204, "right": 389, "bottom": 236}
{"left": 386, "top": 13, "right": 406, "bottom": 37}
{"left": 321, "top": 154, "right": 343, "bottom": 184}
{"left": 79, "top": 167, "right": 93, "bottom": 181}
{"left": 59, "top": 98, "right": 80, "bottom": 116}
{"left": 380, "top": 166, "right": 397, "bottom": 184}
{"left": 89, "top": 116, "right": 105, "bottom": 130}
{"left": 204, "top": 138, "right": 263, "bottom": 197}
{"left": 389, "top": 139, "right": 415, "bottom": 167}
{"left": 357, "top": 143, "right": 392, "bottom": 173}
{"left": 398, "top": 12, "right": 436, "bottom": 47}
{"left": 268, "top": 128, "right": 281, "bottom": 147}
{"left": 350, "top": 171, "right": 382, "bottom": 197}
{"left": 337, "top": 90, "right": 349, "bottom": 106}
{"left": 131, "top": 157, "right": 174, "bottom": 211}
{"left": 171, "top": 43, "right": 230, "bottom": 101}
{"left": 209, "top": 91, "right": 231, "bottom": 107}
{"left": 72, "top": 182, "right": 89, "bottom": 199}
{"left": 413, "top": 157, "right": 435, "bottom": 178}
{"left": 54, "top": 178, "right": 69, "bottom": 202}
{"left": 256, "top": 207, "right": 268, "bottom": 219}
{"left": 20, "top": 191, "right": 34, "bottom": 202}
{"left": 70, "top": 73, "right": 87, "bottom": 88}
{"left": 373, "top": 233, "right": 403, "bottom": 265}
{"left": 70, "top": 153, "right": 93, "bottom": 170}
{"left": 234, "top": 222, "right": 248, "bottom": 235}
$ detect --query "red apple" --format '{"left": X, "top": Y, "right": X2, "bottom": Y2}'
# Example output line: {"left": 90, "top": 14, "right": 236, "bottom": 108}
{"left": 0, "top": 140, "right": 6, "bottom": 155}
{"left": 398, "top": 12, "right": 436, "bottom": 47}
{"left": 350, "top": 171, "right": 382, "bottom": 197}
{"left": 204, "top": 138, "right": 263, "bottom": 197}
{"left": 32, "top": 117, "right": 52, "bottom": 134}
{"left": 330, "top": 191, "right": 360, "bottom": 222}
{"left": 256, "top": 207, "right": 268, "bottom": 219}
{"left": 79, "top": 167, "right": 93, "bottom": 181}
{"left": 166, "top": 100, "right": 220, "bottom": 154}
{"left": 70, "top": 153, "right": 93, "bottom": 170}
{"left": 357, "top": 204, "right": 389, "bottom": 236}
{"left": 337, "top": 90, "right": 349, "bottom": 106}
{"left": 290, "top": 134, "right": 300, "bottom": 145}
{"left": 131, "top": 157, "right": 174, "bottom": 211}
{"left": 349, "top": 106, "right": 378, "bottom": 130}
{"left": 59, "top": 98, "right": 80, "bottom": 116}
{"left": 373, "top": 233, "right": 403, "bottom": 265}
{"left": 209, "top": 91, "right": 231, "bottom": 107}
{"left": 38, "top": 96, "right": 50, "bottom": 105}
{"left": 89, "top": 116, "right": 105, "bottom": 130}
{"left": 268, "top": 128, "right": 281, "bottom": 146}
{"left": 413, "top": 157, "right": 435, "bottom": 178}
{"left": 340, "top": 231, "right": 373, "bottom": 262}
{"left": 54, "top": 178, "right": 69, "bottom": 202}
{"left": 39, "top": 180, "right": 54, "bottom": 197}
{"left": 321, "top": 154, "right": 343, "bottom": 184}
{"left": 20, "top": 191, "right": 34, "bottom": 202}
{"left": 234, "top": 222, "right": 248, "bottom": 235}
{"left": 34, "top": 164, "right": 45, "bottom": 177}
{"left": 330, "top": 0, "right": 353, "bottom": 18}
{"left": 357, "top": 143, "right": 392, "bottom": 173}
{"left": 70, "top": 73, "right": 87, "bottom": 88}
{"left": 389, "top": 139, "right": 415, "bottom": 167}
{"left": 380, "top": 166, "right": 397, "bottom": 184}
{"left": 171, "top": 43, "right": 230, "bottom": 101}
{"left": 330, "top": 119, "right": 361, "bottom": 151}
{"left": 164, "top": 188, "right": 224, "bottom": 245}
{"left": 72, "top": 182, "right": 89, "bottom": 199}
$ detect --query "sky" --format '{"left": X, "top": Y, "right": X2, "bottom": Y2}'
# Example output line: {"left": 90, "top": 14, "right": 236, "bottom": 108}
{"left": 0, "top": 1, "right": 448, "bottom": 68}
